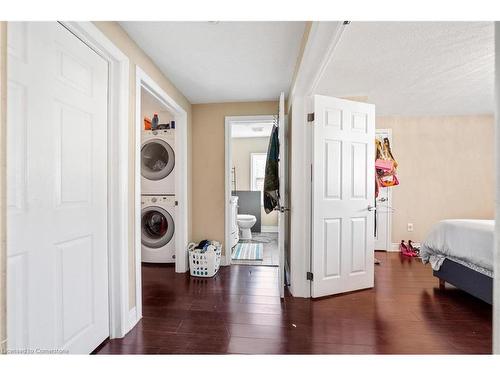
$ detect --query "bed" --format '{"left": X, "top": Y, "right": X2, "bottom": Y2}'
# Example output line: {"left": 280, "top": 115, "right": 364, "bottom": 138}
{"left": 420, "top": 219, "right": 494, "bottom": 304}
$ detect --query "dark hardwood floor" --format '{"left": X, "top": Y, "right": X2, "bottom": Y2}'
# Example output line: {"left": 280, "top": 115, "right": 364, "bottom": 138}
{"left": 94, "top": 252, "right": 492, "bottom": 354}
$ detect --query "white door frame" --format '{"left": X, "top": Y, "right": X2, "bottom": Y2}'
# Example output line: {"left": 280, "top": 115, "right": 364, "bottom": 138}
{"left": 493, "top": 21, "right": 500, "bottom": 355}
{"left": 375, "top": 128, "right": 393, "bottom": 251}
{"left": 224, "top": 115, "right": 276, "bottom": 266}
{"left": 134, "top": 67, "right": 189, "bottom": 324}
{"left": 46, "top": 22, "right": 131, "bottom": 339}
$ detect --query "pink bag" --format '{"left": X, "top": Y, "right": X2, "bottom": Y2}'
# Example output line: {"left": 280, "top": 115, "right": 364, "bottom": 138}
{"left": 379, "top": 173, "right": 399, "bottom": 187}
{"left": 375, "top": 159, "right": 394, "bottom": 171}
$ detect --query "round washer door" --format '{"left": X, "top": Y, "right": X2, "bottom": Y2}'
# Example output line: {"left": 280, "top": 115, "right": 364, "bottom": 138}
{"left": 141, "top": 138, "right": 175, "bottom": 181}
{"left": 141, "top": 206, "right": 175, "bottom": 248}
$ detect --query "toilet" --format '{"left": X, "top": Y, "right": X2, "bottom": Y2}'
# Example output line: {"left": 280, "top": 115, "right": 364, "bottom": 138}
{"left": 237, "top": 214, "right": 257, "bottom": 240}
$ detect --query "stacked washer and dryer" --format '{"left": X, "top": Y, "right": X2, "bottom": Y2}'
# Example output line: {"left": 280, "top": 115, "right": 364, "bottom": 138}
{"left": 141, "top": 128, "right": 176, "bottom": 263}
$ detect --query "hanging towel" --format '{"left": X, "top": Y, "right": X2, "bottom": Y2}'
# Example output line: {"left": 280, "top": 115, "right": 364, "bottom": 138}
{"left": 264, "top": 121, "right": 279, "bottom": 214}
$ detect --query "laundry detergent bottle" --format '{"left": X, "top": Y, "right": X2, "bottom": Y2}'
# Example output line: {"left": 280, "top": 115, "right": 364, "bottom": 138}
{"left": 152, "top": 113, "right": 159, "bottom": 130}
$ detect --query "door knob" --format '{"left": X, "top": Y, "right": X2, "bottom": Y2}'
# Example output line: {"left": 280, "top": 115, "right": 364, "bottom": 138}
{"left": 277, "top": 206, "right": 291, "bottom": 213}
{"left": 367, "top": 205, "right": 377, "bottom": 211}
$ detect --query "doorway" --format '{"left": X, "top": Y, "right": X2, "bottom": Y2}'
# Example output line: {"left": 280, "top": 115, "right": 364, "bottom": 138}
{"left": 225, "top": 115, "right": 279, "bottom": 267}
{"left": 133, "top": 67, "right": 189, "bottom": 326}
{"left": 224, "top": 93, "right": 288, "bottom": 299}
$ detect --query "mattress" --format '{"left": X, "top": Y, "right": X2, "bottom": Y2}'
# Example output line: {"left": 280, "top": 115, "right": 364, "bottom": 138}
{"left": 420, "top": 219, "right": 494, "bottom": 277}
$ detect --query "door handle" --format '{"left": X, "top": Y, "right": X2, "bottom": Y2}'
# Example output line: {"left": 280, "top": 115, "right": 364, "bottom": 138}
{"left": 367, "top": 205, "right": 377, "bottom": 212}
{"left": 276, "top": 206, "right": 291, "bottom": 213}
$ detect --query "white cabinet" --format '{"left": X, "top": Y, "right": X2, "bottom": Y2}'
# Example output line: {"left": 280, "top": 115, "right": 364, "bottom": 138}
{"left": 230, "top": 196, "right": 239, "bottom": 249}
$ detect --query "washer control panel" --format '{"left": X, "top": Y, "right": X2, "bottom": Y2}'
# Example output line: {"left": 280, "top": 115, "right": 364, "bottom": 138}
{"left": 143, "top": 129, "right": 175, "bottom": 138}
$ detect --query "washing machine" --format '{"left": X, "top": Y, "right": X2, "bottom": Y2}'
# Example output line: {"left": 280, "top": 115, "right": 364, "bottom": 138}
{"left": 141, "top": 195, "right": 176, "bottom": 263}
{"left": 141, "top": 129, "right": 175, "bottom": 195}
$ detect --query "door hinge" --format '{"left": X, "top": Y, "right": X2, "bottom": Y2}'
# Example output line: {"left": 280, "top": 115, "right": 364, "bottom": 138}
{"left": 307, "top": 113, "right": 315, "bottom": 122}
{"left": 306, "top": 272, "right": 314, "bottom": 281}
{"left": 175, "top": 200, "right": 179, "bottom": 206}
{"left": 310, "top": 163, "right": 313, "bottom": 181}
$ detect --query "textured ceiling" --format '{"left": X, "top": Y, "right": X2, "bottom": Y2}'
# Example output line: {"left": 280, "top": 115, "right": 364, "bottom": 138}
{"left": 315, "top": 22, "right": 494, "bottom": 116}
{"left": 121, "top": 21, "right": 306, "bottom": 104}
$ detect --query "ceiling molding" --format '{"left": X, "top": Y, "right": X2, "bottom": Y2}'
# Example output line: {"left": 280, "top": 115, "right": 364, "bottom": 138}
{"left": 307, "top": 23, "right": 348, "bottom": 96}
{"left": 288, "top": 21, "right": 345, "bottom": 106}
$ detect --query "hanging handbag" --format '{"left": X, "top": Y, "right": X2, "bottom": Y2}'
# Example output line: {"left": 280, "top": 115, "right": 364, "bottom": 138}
{"left": 375, "top": 159, "right": 394, "bottom": 172}
{"left": 375, "top": 137, "right": 399, "bottom": 189}
{"left": 378, "top": 172, "right": 399, "bottom": 187}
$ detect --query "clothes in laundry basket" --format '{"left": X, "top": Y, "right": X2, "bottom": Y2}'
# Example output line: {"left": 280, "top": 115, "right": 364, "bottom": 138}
{"left": 195, "top": 239, "right": 210, "bottom": 250}
{"left": 194, "top": 239, "right": 217, "bottom": 253}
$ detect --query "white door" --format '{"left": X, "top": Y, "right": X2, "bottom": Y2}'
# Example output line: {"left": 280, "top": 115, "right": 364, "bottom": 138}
{"left": 311, "top": 95, "right": 375, "bottom": 298}
{"left": 277, "top": 92, "right": 286, "bottom": 298}
{"left": 7, "top": 22, "right": 109, "bottom": 354}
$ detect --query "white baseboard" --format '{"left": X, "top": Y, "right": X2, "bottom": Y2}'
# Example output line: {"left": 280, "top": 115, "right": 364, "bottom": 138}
{"left": 1, "top": 339, "right": 7, "bottom": 354}
{"left": 261, "top": 226, "right": 278, "bottom": 233}
{"left": 389, "top": 243, "right": 400, "bottom": 252}
{"left": 128, "top": 307, "right": 140, "bottom": 331}
{"left": 389, "top": 242, "right": 421, "bottom": 252}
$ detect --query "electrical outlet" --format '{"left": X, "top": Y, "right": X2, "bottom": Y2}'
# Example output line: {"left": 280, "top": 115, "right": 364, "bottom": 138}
{"left": 407, "top": 223, "right": 414, "bottom": 232}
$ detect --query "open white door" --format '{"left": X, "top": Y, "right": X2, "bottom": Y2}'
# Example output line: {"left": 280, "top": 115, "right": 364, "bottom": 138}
{"left": 7, "top": 22, "right": 109, "bottom": 353}
{"left": 277, "top": 92, "right": 286, "bottom": 298}
{"left": 311, "top": 95, "right": 375, "bottom": 298}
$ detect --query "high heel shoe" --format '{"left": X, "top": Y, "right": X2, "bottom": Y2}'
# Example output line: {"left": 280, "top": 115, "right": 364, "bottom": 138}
{"left": 408, "top": 240, "right": 419, "bottom": 257}
{"left": 400, "top": 240, "right": 417, "bottom": 257}
{"left": 399, "top": 240, "right": 411, "bottom": 256}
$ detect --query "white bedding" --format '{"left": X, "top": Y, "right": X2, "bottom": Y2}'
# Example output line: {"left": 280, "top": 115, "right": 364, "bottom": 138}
{"left": 420, "top": 219, "right": 494, "bottom": 276}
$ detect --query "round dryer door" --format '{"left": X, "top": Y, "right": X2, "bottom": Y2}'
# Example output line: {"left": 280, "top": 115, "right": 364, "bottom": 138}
{"left": 141, "top": 206, "right": 175, "bottom": 248}
{"left": 141, "top": 139, "right": 175, "bottom": 181}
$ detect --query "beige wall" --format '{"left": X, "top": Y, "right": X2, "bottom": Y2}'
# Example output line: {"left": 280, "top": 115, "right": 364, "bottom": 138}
{"left": 0, "top": 21, "right": 7, "bottom": 354}
{"left": 232, "top": 137, "right": 278, "bottom": 227}
{"left": 377, "top": 115, "right": 495, "bottom": 243}
{"left": 192, "top": 101, "right": 278, "bottom": 250}
{"left": 92, "top": 22, "right": 193, "bottom": 309}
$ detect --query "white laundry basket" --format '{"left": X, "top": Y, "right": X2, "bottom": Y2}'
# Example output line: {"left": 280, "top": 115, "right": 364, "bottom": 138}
{"left": 188, "top": 241, "right": 222, "bottom": 277}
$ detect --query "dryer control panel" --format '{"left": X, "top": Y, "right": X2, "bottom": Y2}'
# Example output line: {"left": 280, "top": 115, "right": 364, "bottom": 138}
{"left": 141, "top": 195, "right": 176, "bottom": 207}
